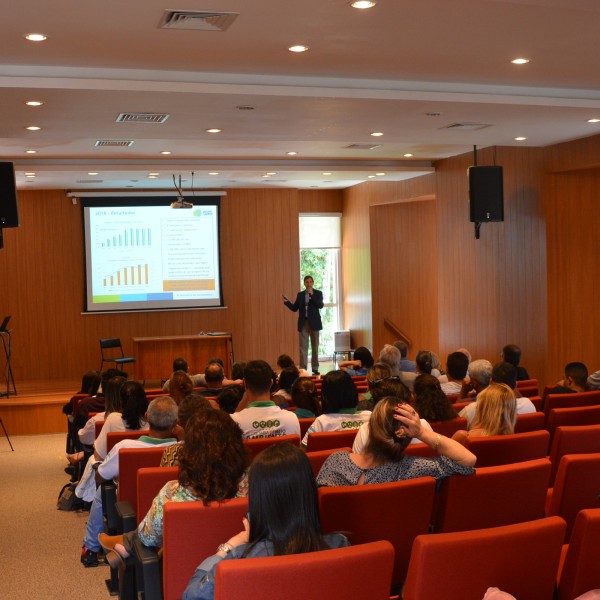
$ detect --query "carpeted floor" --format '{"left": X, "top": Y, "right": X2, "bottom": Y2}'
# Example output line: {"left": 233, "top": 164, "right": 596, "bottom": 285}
{"left": 0, "top": 434, "right": 112, "bottom": 599}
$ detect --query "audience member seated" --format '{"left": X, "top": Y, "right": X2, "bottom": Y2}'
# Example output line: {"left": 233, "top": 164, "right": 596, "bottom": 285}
{"left": 338, "top": 346, "right": 374, "bottom": 376}
{"left": 94, "top": 380, "right": 148, "bottom": 460}
{"left": 440, "top": 352, "right": 469, "bottom": 395}
{"left": 72, "top": 368, "right": 126, "bottom": 434}
{"left": 231, "top": 360, "right": 300, "bottom": 439}
{"left": 458, "top": 359, "right": 493, "bottom": 401}
{"left": 352, "top": 378, "right": 432, "bottom": 452}
{"left": 217, "top": 385, "right": 245, "bottom": 414}
{"left": 198, "top": 362, "right": 226, "bottom": 399}
{"left": 439, "top": 348, "right": 472, "bottom": 384}
{"left": 379, "top": 344, "right": 416, "bottom": 390}
{"left": 231, "top": 361, "right": 247, "bottom": 381}
{"left": 160, "top": 393, "right": 214, "bottom": 466}
{"left": 357, "top": 362, "right": 392, "bottom": 411}
{"left": 501, "top": 343, "right": 530, "bottom": 381}
{"left": 416, "top": 350, "right": 443, "bottom": 379}
{"left": 182, "top": 442, "right": 349, "bottom": 600}
{"left": 63, "top": 370, "right": 101, "bottom": 416}
{"left": 548, "top": 361, "right": 589, "bottom": 395}
{"left": 316, "top": 397, "right": 476, "bottom": 486}
{"left": 394, "top": 340, "right": 416, "bottom": 373}
{"left": 588, "top": 370, "right": 600, "bottom": 390}
{"left": 99, "top": 408, "right": 249, "bottom": 567}
{"left": 459, "top": 362, "right": 535, "bottom": 426}
{"left": 275, "top": 354, "right": 310, "bottom": 378}
{"left": 66, "top": 375, "right": 127, "bottom": 466}
{"left": 413, "top": 374, "right": 458, "bottom": 422}
{"left": 301, "top": 370, "right": 370, "bottom": 448}
{"left": 271, "top": 366, "right": 299, "bottom": 407}
{"left": 290, "top": 377, "right": 321, "bottom": 418}
{"left": 452, "top": 383, "right": 516, "bottom": 446}
{"left": 169, "top": 370, "right": 195, "bottom": 406}
{"left": 80, "top": 397, "right": 179, "bottom": 567}
{"left": 163, "top": 357, "right": 241, "bottom": 393}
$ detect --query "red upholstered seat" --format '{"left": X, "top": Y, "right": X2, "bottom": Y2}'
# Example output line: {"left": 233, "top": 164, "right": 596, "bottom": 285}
{"left": 106, "top": 430, "right": 150, "bottom": 453}
{"left": 163, "top": 498, "right": 249, "bottom": 600}
{"left": 117, "top": 447, "right": 166, "bottom": 505}
{"left": 403, "top": 517, "right": 566, "bottom": 600}
{"left": 214, "top": 541, "right": 395, "bottom": 600}
{"left": 432, "top": 458, "right": 551, "bottom": 533}
{"left": 545, "top": 453, "right": 600, "bottom": 541}
{"left": 136, "top": 466, "right": 179, "bottom": 523}
{"left": 548, "top": 424, "right": 600, "bottom": 485}
{"left": 556, "top": 508, "right": 600, "bottom": 600}
{"left": 428, "top": 417, "right": 467, "bottom": 437}
{"left": 544, "top": 390, "right": 600, "bottom": 418}
{"left": 305, "top": 447, "right": 350, "bottom": 478}
{"left": 297, "top": 417, "right": 315, "bottom": 438}
{"left": 546, "top": 405, "right": 600, "bottom": 446}
{"left": 514, "top": 411, "right": 546, "bottom": 433}
{"left": 466, "top": 430, "right": 550, "bottom": 467}
{"left": 318, "top": 477, "right": 436, "bottom": 590}
{"left": 305, "top": 429, "right": 359, "bottom": 452}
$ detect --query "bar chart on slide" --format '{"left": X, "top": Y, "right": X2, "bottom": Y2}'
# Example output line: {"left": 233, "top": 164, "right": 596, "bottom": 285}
{"left": 100, "top": 227, "right": 152, "bottom": 248}
{"left": 102, "top": 264, "right": 149, "bottom": 287}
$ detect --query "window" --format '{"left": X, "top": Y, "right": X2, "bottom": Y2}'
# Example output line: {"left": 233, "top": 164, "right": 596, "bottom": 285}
{"left": 299, "top": 214, "right": 342, "bottom": 358}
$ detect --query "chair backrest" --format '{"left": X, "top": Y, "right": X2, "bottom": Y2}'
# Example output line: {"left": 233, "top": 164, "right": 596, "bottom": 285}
{"left": 305, "top": 447, "right": 351, "bottom": 478}
{"left": 117, "top": 446, "right": 167, "bottom": 504}
{"left": 162, "top": 498, "right": 249, "bottom": 600}
{"left": 94, "top": 420, "right": 105, "bottom": 439}
{"left": 516, "top": 378, "right": 539, "bottom": 395}
{"left": 403, "top": 442, "right": 436, "bottom": 458}
{"left": 305, "top": 429, "right": 359, "bottom": 452}
{"left": 432, "top": 458, "right": 551, "bottom": 533}
{"left": 214, "top": 541, "right": 395, "bottom": 600}
{"left": 546, "top": 453, "right": 600, "bottom": 542}
{"left": 137, "top": 466, "right": 179, "bottom": 522}
{"left": 514, "top": 411, "right": 546, "bottom": 433}
{"left": 452, "top": 401, "right": 470, "bottom": 412}
{"left": 547, "top": 405, "right": 600, "bottom": 446}
{"left": 544, "top": 390, "right": 600, "bottom": 417}
{"left": 100, "top": 337, "right": 124, "bottom": 360}
{"left": 403, "top": 517, "right": 566, "bottom": 600}
{"left": 107, "top": 430, "right": 149, "bottom": 454}
{"left": 243, "top": 435, "right": 300, "bottom": 462}
{"left": 318, "top": 477, "right": 436, "bottom": 589}
{"left": 557, "top": 508, "right": 600, "bottom": 600}
{"left": 428, "top": 417, "right": 467, "bottom": 437}
{"left": 528, "top": 395, "right": 543, "bottom": 411}
{"left": 466, "top": 430, "right": 550, "bottom": 467}
{"left": 298, "top": 417, "right": 315, "bottom": 438}
{"left": 548, "top": 424, "right": 600, "bottom": 485}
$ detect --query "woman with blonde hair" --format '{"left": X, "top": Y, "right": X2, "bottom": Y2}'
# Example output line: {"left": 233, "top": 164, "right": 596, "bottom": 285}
{"left": 452, "top": 383, "right": 517, "bottom": 446}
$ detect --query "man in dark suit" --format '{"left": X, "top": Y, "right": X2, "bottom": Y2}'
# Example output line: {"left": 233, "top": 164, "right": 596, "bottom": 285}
{"left": 283, "top": 275, "right": 324, "bottom": 375}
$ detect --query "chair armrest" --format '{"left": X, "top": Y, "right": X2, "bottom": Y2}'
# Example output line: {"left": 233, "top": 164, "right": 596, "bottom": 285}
{"left": 116, "top": 500, "right": 137, "bottom": 534}
{"left": 131, "top": 534, "right": 163, "bottom": 600}
{"left": 101, "top": 482, "right": 119, "bottom": 534}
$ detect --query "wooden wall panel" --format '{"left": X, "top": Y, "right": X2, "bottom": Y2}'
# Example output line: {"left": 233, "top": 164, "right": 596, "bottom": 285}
{"left": 545, "top": 170, "right": 600, "bottom": 382}
{"left": 298, "top": 190, "right": 343, "bottom": 213}
{"left": 0, "top": 188, "right": 341, "bottom": 386}
{"left": 435, "top": 147, "right": 548, "bottom": 382}
{"left": 370, "top": 200, "right": 439, "bottom": 356}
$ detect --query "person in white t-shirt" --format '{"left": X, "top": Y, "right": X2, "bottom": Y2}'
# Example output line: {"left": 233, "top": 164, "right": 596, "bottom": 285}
{"left": 440, "top": 352, "right": 470, "bottom": 396}
{"left": 231, "top": 360, "right": 300, "bottom": 439}
{"left": 459, "top": 362, "right": 535, "bottom": 426}
{"left": 302, "top": 370, "right": 371, "bottom": 448}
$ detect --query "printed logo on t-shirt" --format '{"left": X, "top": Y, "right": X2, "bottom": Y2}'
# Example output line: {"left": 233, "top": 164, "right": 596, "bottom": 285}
{"left": 340, "top": 420, "right": 364, "bottom": 429}
{"left": 252, "top": 420, "right": 281, "bottom": 429}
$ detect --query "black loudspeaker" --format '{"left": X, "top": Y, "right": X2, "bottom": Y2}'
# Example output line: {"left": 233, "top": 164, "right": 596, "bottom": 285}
{"left": 468, "top": 165, "right": 504, "bottom": 223}
{"left": 0, "top": 162, "right": 19, "bottom": 228}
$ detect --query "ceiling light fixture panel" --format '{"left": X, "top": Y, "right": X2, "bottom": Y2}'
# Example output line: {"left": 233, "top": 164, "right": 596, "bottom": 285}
{"left": 116, "top": 113, "right": 170, "bottom": 124}
{"left": 159, "top": 10, "right": 239, "bottom": 31}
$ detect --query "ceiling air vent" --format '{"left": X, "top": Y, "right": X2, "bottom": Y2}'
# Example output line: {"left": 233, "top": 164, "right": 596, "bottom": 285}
{"left": 95, "top": 140, "right": 135, "bottom": 147}
{"left": 116, "top": 113, "right": 170, "bottom": 124}
{"left": 345, "top": 144, "right": 382, "bottom": 150}
{"left": 442, "top": 122, "right": 493, "bottom": 131}
{"left": 76, "top": 179, "right": 104, "bottom": 184}
{"left": 159, "top": 10, "right": 239, "bottom": 31}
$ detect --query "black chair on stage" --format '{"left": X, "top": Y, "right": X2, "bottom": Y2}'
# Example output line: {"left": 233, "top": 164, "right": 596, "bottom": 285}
{"left": 99, "top": 338, "right": 136, "bottom": 372}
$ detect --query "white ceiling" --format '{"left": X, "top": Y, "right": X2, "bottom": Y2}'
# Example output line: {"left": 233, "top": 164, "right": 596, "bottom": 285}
{"left": 2, "top": 0, "right": 600, "bottom": 191}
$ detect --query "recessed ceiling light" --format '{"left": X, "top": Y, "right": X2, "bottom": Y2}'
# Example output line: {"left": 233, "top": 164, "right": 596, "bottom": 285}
{"left": 206, "top": 128, "right": 222, "bottom": 133}
{"left": 511, "top": 58, "right": 530, "bottom": 65}
{"left": 262, "top": 174, "right": 271, "bottom": 178}
{"left": 370, "top": 131, "right": 384, "bottom": 137}
{"left": 288, "top": 45, "right": 309, "bottom": 53}
{"left": 160, "top": 150, "right": 172, "bottom": 155}
{"left": 403, "top": 153, "right": 414, "bottom": 157}
{"left": 367, "top": 175, "right": 376, "bottom": 178}
{"left": 514, "top": 137, "right": 527, "bottom": 141}
{"left": 25, "top": 172, "right": 36, "bottom": 176}
{"left": 266, "top": 172, "right": 277, "bottom": 176}
{"left": 24, "top": 33, "right": 48, "bottom": 42}
{"left": 148, "top": 175, "right": 158, "bottom": 179}
{"left": 209, "top": 172, "right": 220, "bottom": 176}
{"left": 351, "top": 0, "right": 376, "bottom": 8}
{"left": 148, "top": 172, "right": 160, "bottom": 176}
{"left": 322, "top": 172, "right": 332, "bottom": 175}
{"left": 87, "top": 172, "right": 99, "bottom": 176}
{"left": 376, "top": 172, "right": 386, "bottom": 176}
{"left": 587, "top": 118, "right": 600, "bottom": 123}
{"left": 26, "top": 125, "right": 41, "bottom": 131}
{"left": 287, "top": 151, "right": 298, "bottom": 156}
{"left": 25, "top": 100, "right": 43, "bottom": 106}
{"left": 25, "top": 149, "right": 37, "bottom": 154}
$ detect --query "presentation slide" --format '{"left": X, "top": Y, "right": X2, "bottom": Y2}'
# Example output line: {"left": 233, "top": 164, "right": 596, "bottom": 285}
{"left": 82, "top": 197, "right": 223, "bottom": 312}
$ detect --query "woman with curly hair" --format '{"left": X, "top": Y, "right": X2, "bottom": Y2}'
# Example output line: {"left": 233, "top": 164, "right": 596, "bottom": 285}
{"left": 413, "top": 374, "right": 458, "bottom": 422}
{"left": 169, "top": 370, "right": 195, "bottom": 405}
{"left": 100, "top": 408, "right": 248, "bottom": 565}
